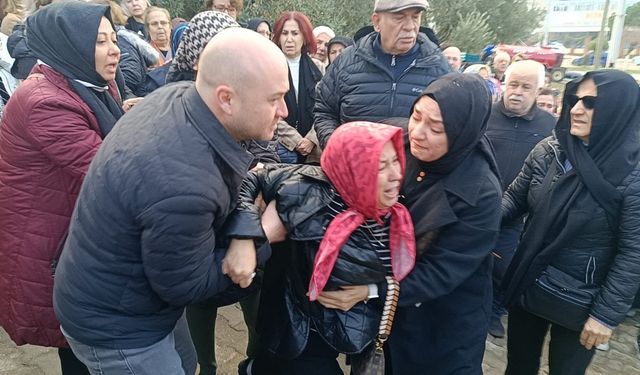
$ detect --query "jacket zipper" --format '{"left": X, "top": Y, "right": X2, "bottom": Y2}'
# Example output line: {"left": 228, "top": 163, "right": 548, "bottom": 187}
{"left": 536, "top": 279, "right": 592, "bottom": 307}
{"left": 388, "top": 60, "right": 418, "bottom": 114}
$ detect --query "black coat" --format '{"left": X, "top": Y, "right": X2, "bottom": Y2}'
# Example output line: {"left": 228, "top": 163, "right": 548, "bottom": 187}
{"left": 502, "top": 137, "right": 640, "bottom": 327}
{"left": 283, "top": 54, "right": 322, "bottom": 137}
{"left": 486, "top": 100, "right": 556, "bottom": 191}
{"left": 226, "top": 164, "right": 388, "bottom": 358}
{"left": 388, "top": 148, "right": 502, "bottom": 374}
{"left": 313, "top": 32, "right": 450, "bottom": 149}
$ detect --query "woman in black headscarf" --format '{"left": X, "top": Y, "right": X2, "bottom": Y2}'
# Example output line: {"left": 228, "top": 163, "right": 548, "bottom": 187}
{"left": 384, "top": 73, "right": 503, "bottom": 374}
{"left": 0, "top": 2, "right": 124, "bottom": 374}
{"left": 501, "top": 70, "right": 640, "bottom": 374}
{"left": 246, "top": 17, "right": 272, "bottom": 39}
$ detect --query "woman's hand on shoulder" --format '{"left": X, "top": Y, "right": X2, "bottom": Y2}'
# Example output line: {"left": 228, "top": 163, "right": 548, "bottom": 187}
{"left": 316, "top": 285, "right": 369, "bottom": 312}
{"left": 580, "top": 317, "right": 613, "bottom": 350}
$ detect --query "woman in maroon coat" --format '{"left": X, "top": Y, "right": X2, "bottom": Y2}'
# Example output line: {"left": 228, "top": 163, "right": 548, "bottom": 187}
{"left": 0, "top": 3, "right": 123, "bottom": 373}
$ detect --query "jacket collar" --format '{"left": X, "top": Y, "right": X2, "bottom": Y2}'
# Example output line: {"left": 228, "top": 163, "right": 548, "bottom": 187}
{"left": 497, "top": 98, "right": 538, "bottom": 121}
{"left": 182, "top": 84, "right": 253, "bottom": 176}
{"left": 355, "top": 32, "right": 445, "bottom": 76}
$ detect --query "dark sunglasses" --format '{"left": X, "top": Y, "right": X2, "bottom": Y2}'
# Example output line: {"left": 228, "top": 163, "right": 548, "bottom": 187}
{"left": 567, "top": 94, "right": 597, "bottom": 109}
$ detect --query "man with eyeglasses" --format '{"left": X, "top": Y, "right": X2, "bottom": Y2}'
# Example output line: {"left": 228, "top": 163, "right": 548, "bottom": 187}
{"left": 205, "top": 0, "right": 242, "bottom": 20}
{"left": 485, "top": 60, "right": 556, "bottom": 339}
{"left": 537, "top": 87, "right": 559, "bottom": 117}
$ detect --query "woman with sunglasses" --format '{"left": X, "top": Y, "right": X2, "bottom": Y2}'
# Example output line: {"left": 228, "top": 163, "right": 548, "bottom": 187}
{"left": 501, "top": 70, "right": 640, "bottom": 374}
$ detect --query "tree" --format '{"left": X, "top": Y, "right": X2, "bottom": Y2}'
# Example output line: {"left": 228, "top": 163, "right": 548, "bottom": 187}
{"left": 427, "top": 0, "right": 544, "bottom": 48}
{"left": 448, "top": 11, "right": 495, "bottom": 55}
{"left": 625, "top": 2, "right": 640, "bottom": 27}
{"left": 152, "top": 0, "right": 202, "bottom": 20}
{"left": 243, "top": 0, "right": 372, "bottom": 36}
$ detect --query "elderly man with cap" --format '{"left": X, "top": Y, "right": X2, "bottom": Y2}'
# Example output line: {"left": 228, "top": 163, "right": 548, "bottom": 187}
{"left": 313, "top": 0, "right": 450, "bottom": 149}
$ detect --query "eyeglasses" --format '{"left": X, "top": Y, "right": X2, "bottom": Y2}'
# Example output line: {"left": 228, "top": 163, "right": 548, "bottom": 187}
{"left": 567, "top": 94, "right": 597, "bottom": 109}
{"left": 213, "top": 5, "right": 237, "bottom": 14}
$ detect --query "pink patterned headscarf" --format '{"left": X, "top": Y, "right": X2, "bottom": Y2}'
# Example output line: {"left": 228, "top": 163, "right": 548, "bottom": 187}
{"left": 308, "top": 122, "right": 416, "bottom": 301}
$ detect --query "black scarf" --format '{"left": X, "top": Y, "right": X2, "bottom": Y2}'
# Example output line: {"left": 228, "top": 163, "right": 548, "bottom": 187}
{"left": 502, "top": 70, "right": 640, "bottom": 307}
{"left": 283, "top": 54, "right": 322, "bottom": 137}
{"left": 26, "top": 2, "right": 124, "bottom": 138}
{"left": 402, "top": 73, "right": 499, "bottom": 207}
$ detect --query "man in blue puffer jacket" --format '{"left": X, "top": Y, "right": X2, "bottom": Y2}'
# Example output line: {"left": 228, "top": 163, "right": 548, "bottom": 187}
{"left": 313, "top": 0, "right": 450, "bottom": 149}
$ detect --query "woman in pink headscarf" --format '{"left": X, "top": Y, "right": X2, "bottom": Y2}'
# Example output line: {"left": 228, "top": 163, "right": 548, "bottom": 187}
{"left": 225, "top": 121, "right": 415, "bottom": 374}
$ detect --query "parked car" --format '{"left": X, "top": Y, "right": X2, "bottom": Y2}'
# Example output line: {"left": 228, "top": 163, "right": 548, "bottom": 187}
{"left": 572, "top": 52, "right": 608, "bottom": 66}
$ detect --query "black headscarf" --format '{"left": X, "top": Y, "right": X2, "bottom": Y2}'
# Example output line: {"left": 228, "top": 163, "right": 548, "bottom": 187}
{"left": 401, "top": 73, "right": 500, "bottom": 207}
{"left": 246, "top": 18, "right": 271, "bottom": 33}
{"left": 558, "top": 70, "right": 640, "bottom": 224}
{"left": 502, "top": 70, "right": 640, "bottom": 307}
{"left": 26, "top": 2, "right": 124, "bottom": 138}
{"left": 411, "top": 72, "right": 498, "bottom": 176}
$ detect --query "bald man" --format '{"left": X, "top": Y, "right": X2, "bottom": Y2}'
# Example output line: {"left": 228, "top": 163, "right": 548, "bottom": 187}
{"left": 485, "top": 60, "right": 556, "bottom": 338}
{"left": 53, "top": 29, "right": 289, "bottom": 375}
{"left": 443, "top": 46, "right": 462, "bottom": 71}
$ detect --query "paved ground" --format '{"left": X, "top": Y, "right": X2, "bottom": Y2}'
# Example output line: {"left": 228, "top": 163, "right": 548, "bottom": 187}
{"left": 2, "top": 305, "right": 640, "bottom": 375}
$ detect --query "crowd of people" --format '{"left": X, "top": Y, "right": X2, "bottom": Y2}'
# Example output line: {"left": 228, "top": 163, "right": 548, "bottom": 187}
{"left": 0, "top": 0, "right": 639, "bottom": 375}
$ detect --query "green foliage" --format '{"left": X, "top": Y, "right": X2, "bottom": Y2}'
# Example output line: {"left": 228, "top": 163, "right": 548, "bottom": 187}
{"left": 152, "top": 0, "right": 544, "bottom": 48}
{"left": 447, "top": 11, "right": 495, "bottom": 55}
{"left": 151, "top": 0, "right": 202, "bottom": 20}
{"left": 427, "top": 0, "right": 544, "bottom": 47}
{"left": 626, "top": 2, "right": 640, "bottom": 27}
{"left": 589, "top": 39, "right": 609, "bottom": 51}
{"left": 242, "top": 0, "right": 372, "bottom": 36}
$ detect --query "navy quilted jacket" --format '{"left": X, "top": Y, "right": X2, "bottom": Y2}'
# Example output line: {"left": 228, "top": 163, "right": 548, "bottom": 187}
{"left": 313, "top": 32, "right": 450, "bottom": 149}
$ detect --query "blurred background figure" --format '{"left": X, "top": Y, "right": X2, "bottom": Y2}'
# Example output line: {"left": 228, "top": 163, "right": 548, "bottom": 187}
{"left": 311, "top": 25, "right": 334, "bottom": 73}
{"left": 443, "top": 46, "right": 462, "bottom": 72}
{"left": 0, "top": 0, "right": 25, "bottom": 35}
{"left": 204, "top": 0, "right": 242, "bottom": 21}
{"left": 537, "top": 87, "right": 559, "bottom": 117}
{"left": 144, "top": 6, "right": 172, "bottom": 63}
{"left": 493, "top": 50, "right": 510, "bottom": 83}
{"left": 246, "top": 17, "right": 271, "bottom": 39}
{"left": 122, "top": 0, "right": 148, "bottom": 39}
{"left": 326, "top": 35, "right": 353, "bottom": 65}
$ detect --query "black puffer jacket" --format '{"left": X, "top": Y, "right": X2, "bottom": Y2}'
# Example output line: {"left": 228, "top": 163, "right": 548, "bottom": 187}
{"left": 226, "top": 164, "right": 387, "bottom": 358}
{"left": 503, "top": 136, "right": 640, "bottom": 327}
{"left": 313, "top": 32, "right": 450, "bottom": 149}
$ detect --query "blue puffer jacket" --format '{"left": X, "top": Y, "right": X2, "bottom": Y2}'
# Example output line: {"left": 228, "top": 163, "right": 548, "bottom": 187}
{"left": 313, "top": 32, "right": 450, "bottom": 149}
{"left": 503, "top": 136, "right": 640, "bottom": 327}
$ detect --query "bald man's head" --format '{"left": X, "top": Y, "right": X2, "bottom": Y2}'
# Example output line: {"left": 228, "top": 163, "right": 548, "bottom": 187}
{"left": 196, "top": 28, "right": 289, "bottom": 141}
{"left": 443, "top": 46, "right": 461, "bottom": 71}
